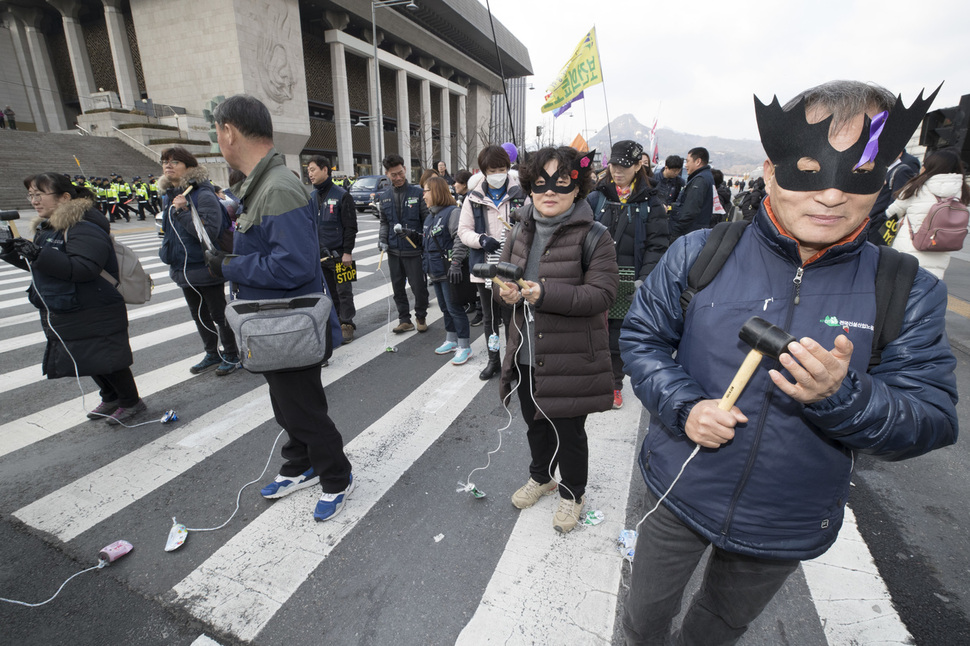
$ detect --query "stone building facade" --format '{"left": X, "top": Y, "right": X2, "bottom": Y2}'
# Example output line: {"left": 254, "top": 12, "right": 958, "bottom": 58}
{"left": 0, "top": 0, "right": 531, "bottom": 175}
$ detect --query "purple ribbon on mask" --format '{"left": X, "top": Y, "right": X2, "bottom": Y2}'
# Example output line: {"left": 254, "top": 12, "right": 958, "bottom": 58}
{"left": 853, "top": 110, "right": 888, "bottom": 170}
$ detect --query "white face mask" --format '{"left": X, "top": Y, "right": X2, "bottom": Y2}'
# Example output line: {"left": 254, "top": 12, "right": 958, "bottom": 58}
{"left": 486, "top": 172, "right": 508, "bottom": 189}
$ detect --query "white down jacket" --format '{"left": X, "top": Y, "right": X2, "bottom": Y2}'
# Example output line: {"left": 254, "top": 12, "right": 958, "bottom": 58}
{"left": 888, "top": 173, "right": 969, "bottom": 279}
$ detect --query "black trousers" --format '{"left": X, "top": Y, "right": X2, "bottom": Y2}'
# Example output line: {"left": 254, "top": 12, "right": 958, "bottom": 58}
{"left": 182, "top": 285, "right": 237, "bottom": 356}
{"left": 91, "top": 368, "right": 140, "bottom": 407}
{"left": 321, "top": 261, "right": 357, "bottom": 326}
{"left": 515, "top": 364, "right": 589, "bottom": 501}
{"left": 608, "top": 317, "right": 626, "bottom": 390}
{"left": 387, "top": 252, "right": 428, "bottom": 322}
{"left": 476, "top": 283, "right": 512, "bottom": 340}
{"left": 264, "top": 366, "right": 352, "bottom": 494}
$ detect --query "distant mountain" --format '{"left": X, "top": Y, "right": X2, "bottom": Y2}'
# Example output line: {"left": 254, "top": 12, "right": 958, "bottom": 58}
{"left": 585, "top": 114, "right": 766, "bottom": 176}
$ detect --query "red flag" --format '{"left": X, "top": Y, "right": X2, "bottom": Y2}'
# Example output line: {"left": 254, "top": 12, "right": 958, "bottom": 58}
{"left": 652, "top": 143, "right": 659, "bottom": 165}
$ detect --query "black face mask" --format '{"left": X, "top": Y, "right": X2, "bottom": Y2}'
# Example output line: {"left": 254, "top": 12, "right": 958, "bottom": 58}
{"left": 755, "top": 86, "right": 939, "bottom": 194}
{"left": 531, "top": 167, "right": 577, "bottom": 195}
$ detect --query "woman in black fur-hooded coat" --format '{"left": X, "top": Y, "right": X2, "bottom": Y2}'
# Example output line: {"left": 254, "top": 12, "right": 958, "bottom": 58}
{"left": 0, "top": 173, "right": 145, "bottom": 424}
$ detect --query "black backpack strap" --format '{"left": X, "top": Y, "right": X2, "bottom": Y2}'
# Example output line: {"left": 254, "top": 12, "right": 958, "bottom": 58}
{"left": 582, "top": 221, "right": 608, "bottom": 274}
{"left": 869, "top": 245, "right": 919, "bottom": 369}
{"left": 680, "top": 220, "right": 749, "bottom": 313}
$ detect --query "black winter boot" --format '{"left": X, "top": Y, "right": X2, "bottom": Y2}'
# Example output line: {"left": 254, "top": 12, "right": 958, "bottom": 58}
{"left": 479, "top": 350, "right": 501, "bottom": 381}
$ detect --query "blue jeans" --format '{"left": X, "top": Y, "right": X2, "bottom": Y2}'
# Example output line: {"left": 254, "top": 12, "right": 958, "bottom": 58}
{"left": 623, "top": 488, "right": 799, "bottom": 645}
{"left": 433, "top": 281, "right": 469, "bottom": 342}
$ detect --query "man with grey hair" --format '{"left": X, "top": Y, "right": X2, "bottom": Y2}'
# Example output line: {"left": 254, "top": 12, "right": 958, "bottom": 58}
{"left": 204, "top": 94, "right": 354, "bottom": 522}
{"left": 619, "top": 80, "right": 956, "bottom": 644}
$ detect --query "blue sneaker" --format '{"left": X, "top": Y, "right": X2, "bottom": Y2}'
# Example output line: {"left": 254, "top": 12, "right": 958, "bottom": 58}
{"left": 435, "top": 341, "right": 458, "bottom": 354}
{"left": 314, "top": 474, "right": 355, "bottom": 522}
{"left": 260, "top": 467, "right": 320, "bottom": 499}
{"left": 451, "top": 347, "right": 473, "bottom": 365}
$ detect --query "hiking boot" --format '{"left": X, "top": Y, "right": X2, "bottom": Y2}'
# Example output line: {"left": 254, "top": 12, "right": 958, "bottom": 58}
{"left": 553, "top": 495, "right": 586, "bottom": 534}
{"left": 435, "top": 341, "right": 458, "bottom": 354}
{"left": 451, "top": 347, "right": 473, "bottom": 365}
{"left": 416, "top": 317, "right": 428, "bottom": 333}
{"left": 190, "top": 352, "right": 221, "bottom": 374}
{"left": 314, "top": 474, "right": 355, "bottom": 521}
{"left": 341, "top": 324, "right": 355, "bottom": 344}
{"left": 215, "top": 353, "right": 239, "bottom": 377}
{"left": 511, "top": 477, "right": 558, "bottom": 509}
{"left": 87, "top": 399, "right": 119, "bottom": 420}
{"left": 393, "top": 321, "right": 414, "bottom": 334}
{"left": 469, "top": 311, "right": 483, "bottom": 327}
{"left": 613, "top": 390, "right": 623, "bottom": 409}
{"left": 261, "top": 467, "right": 320, "bottom": 499}
{"left": 105, "top": 399, "right": 147, "bottom": 426}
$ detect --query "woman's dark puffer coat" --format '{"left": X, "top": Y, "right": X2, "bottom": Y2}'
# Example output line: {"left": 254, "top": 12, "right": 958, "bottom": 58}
{"left": 496, "top": 201, "right": 618, "bottom": 418}
{"left": 6, "top": 199, "right": 132, "bottom": 378}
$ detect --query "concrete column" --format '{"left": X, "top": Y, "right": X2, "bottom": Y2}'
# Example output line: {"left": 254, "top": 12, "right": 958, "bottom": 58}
{"left": 2, "top": 10, "right": 46, "bottom": 131}
{"left": 102, "top": 0, "right": 140, "bottom": 109}
{"left": 439, "top": 87, "right": 451, "bottom": 172}
{"left": 329, "top": 40, "right": 354, "bottom": 174}
{"left": 17, "top": 8, "right": 68, "bottom": 131}
{"left": 365, "top": 57, "right": 381, "bottom": 171}
{"left": 457, "top": 93, "right": 467, "bottom": 169}
{"left": 419, "top": 78, "right": 432, "bottom": 169}
{"left": 396, "top": 69, "right": 410, "bottom": 169}
{"left": 48, "top": 0, "right": 98, "bottom": 112}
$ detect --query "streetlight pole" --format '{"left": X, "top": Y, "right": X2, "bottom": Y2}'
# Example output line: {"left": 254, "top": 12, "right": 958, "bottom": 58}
{"left": 370, "top": 0, "right": 418, "bottom": 170}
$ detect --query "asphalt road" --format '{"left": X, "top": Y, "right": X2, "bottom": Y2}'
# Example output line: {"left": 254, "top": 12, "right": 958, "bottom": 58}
{"left": 1, "top": 217, "right": 969, "bottom": 645}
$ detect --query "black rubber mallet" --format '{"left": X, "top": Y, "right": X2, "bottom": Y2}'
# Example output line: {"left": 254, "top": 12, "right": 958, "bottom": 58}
{"left": 719, "top": 316, "right": 797, "bottom": 410}
{"left": 471, "top": 262, "right": 511, "bottom": 290}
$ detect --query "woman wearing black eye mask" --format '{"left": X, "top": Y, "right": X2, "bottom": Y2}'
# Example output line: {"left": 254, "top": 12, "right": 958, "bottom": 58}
{"left": 494, "top": 146, "right": 619, "bottom": 534}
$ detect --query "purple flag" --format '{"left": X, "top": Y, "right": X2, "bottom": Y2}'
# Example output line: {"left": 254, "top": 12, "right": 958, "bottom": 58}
{"left": 554, "top": 91, "right": 584, "bottom": 118}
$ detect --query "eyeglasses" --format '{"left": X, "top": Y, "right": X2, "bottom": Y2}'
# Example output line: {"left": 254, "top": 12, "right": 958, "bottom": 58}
{"left": 161, "top": 160, "right": 183, "bottom": 167}
{"left": 26, "top": 192, "right": 56, "bottom": 202}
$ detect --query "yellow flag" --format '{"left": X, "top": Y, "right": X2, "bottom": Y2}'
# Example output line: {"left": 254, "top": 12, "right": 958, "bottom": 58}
{"left": 541, "top": 28, "right": 602, "bottom": 114}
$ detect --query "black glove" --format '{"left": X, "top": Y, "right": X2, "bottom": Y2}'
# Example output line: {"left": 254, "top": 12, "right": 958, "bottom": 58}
{"left": 205, "top": 249, "right": 227, "bottom": 278}
{"left": 0, "top": 238, "right": 15, "bottom": 253}
{"left": 12, "top": 238, "right": 41, "bottom": 262}
{"left": 448, "top": 262, "right": 463, "bottom": 285}
{"left": 479, "top": 234, "right": 500, "bottom": 254}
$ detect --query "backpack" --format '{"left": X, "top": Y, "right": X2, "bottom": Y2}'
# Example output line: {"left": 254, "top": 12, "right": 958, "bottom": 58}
{"left": 66, "top": 225, "right": 153, "bottom": 304}
{"left": 680, "top": 220, "right": 918, "bottom": 369}
{"left": 907, "top": 197, "right": 969, "bottom": 252}
{"left": 88, "top": 236, "right": 151, "bottom": 305}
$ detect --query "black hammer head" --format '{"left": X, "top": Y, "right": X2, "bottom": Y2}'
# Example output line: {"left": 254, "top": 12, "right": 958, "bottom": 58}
{"left": 494, "top": 261, "right": 523, "bottom": 281}
{"left": 471, "top": 263, "right": 498, "bottom": 279}
{"left": 0, "top": 211, "right": 20, "bottom": 221}
{"left": 739, "top": 316, "right": 797, "bottom": 360}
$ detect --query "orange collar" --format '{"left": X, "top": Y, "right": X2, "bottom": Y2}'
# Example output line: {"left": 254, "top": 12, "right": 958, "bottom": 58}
{"left": 764, "top": 196, "right": 868, "bottom": 265}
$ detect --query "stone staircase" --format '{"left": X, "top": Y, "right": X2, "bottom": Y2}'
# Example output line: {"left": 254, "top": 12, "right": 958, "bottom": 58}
{"left": 0, "top": 130, "right": 164, "bottom": 211}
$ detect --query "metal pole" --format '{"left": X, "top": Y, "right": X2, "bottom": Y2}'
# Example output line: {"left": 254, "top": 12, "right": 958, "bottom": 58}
{"left": 371, "top": 2, "right": 384, "bottom": 168}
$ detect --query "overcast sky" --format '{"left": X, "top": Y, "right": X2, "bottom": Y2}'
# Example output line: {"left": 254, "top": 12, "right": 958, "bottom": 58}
{"left": 480, "top": 0, "right": 969, "bottom": 148}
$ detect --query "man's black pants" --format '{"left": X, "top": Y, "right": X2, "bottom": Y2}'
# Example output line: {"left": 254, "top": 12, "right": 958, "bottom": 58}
{"left": 264, "top": 366, "right": 352, "bottom": 494}
{"left": 387, "top": 252, "right": 428, "bottom": 322}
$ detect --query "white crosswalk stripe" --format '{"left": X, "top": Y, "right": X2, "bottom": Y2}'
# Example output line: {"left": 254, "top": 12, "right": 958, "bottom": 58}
{"left": 0, "top": 218, "right": 911, "bottom": 645}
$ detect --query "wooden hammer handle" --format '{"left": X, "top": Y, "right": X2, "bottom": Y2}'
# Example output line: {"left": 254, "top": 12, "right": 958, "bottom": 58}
{"left": 718, "top": 349, "right": 763, "bottom": 411}
{"left": 491, "top": 276, "right": 510, "bottom": 291}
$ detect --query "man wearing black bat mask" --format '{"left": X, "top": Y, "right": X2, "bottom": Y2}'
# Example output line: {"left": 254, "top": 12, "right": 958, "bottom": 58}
{"left": 619, "top": 81, "right": 958, "bottom": 645}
